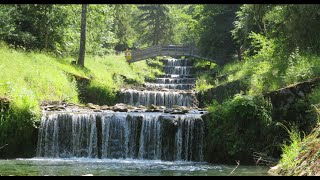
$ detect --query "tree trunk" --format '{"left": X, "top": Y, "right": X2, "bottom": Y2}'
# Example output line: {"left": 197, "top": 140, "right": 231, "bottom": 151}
{"left": 44, "top": 5, "right": 53, "bottom": 51}
{"left": 44, "top": 6, "right": 48, "bottom": 50}
{"left": 78, "top": 4, "right": 87, "bottom": 67}
{"left": 237, "top": 46, "right": 242, "bottom": 61}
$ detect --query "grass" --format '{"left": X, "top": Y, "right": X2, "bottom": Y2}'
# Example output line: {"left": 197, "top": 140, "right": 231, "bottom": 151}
{"left": 0, "top": 42, "right": 160, "bottom": 157}
{"left": 199, "top": 34, "right": 320, "bottom": 96}
{"left": 272, "top": 120, "right": 320, "bottom": 175}
{"left": 271, "top": 88, "right": 320, "bottom": 175}
{"left": 211, "top": 52, "right": 320, "bottom": 95}
{"left": 194, "top": 59, "right": 217, "bottom": 93}
{"left": 0, "top": 43, "right": 157, "bottom": 108}
{"left": 195, "top": 74, "right": 214, "bottom": 93}
{"left": 276, "top": 122, "right": 303, "bottom": 170}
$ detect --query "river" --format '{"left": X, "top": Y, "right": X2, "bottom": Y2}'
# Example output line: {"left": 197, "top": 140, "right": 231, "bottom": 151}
{"left": 0, "top": 158, "right": 271, "bottom": 176}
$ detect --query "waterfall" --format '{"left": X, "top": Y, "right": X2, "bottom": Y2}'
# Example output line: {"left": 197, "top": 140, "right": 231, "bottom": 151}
{"left": 120, "top": 58, "right": 197, "bottom": 106}
{"left": 153, "top": 59, "right": 195, "bottom": 90}
{"left": 37, "top": 57, "right": 205, "bottom": 162}
{"left": 37, "top": 112, "right": 204, "bottom": 162}
{"left": 120, "top": 90, "right": 193, "bottom": 108}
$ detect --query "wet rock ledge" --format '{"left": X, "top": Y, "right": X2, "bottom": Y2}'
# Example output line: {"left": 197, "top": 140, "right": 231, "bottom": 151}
{"left": 40, "top": 101, "right": 207, "bottom": 115}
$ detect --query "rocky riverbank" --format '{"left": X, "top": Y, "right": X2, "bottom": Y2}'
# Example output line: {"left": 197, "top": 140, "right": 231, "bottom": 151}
{"left": 269, "top": 123, "right": 320, "bottom": 176}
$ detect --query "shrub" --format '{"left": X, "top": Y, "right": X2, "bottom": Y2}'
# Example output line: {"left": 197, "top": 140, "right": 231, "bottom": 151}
{"left": 205, "top": 94, "right": 274, "bottom": 164}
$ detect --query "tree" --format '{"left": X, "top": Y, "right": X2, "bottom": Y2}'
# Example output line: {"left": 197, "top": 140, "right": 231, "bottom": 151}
{"left": 167, "top": 4, "right": 202, "bottom": 45}
{"left": 231, "top": 5, "right": 320, "bottom": 56}
{"left": 78, "top": 4, "right": 87, "bottom": 67}
{"left": 112, "top": 4, "right": 132, "bottom": 51}
{"left": 0, "top": 4, "right": 69, "bottom": 52}
{"left": 231, "top": 5, "right": 273, "bottom": 60}
{"left": 198, "top": 4, "right": 240, "bottom": 65}
{"left": 136, "top": 4, "right": 173, "bottom": 46}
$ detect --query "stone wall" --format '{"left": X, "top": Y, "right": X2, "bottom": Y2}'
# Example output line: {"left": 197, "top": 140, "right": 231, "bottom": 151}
{"left": 264, "top": 77, "right": 320, "bottom": 132}
{"left": 197, "top": 77, "right": 320, "bottom": 131}
{"left": 196, "top": 80, "right": 248, "bottom": 107}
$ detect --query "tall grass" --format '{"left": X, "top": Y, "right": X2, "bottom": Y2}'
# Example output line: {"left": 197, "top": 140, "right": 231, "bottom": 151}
{"left": 0, "top": 43, "right": 159, "bottom": 157}
{"left": 276, "top": 122, "right": 303, "bottom": 170}
{"left": 210, "top": 33, "right": 320, "bottom": 96}
{"left": 215, "top": 52, "right": 320, "bottom": 95}
{"left": 0, "top": 43, "right": 156, "bottom": 107}
{"left": 195, "top": 74, "right": 214, "bottom": 93}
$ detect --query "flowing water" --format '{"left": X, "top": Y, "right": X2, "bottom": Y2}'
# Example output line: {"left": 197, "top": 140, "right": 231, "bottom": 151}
{"left": 0, "top": 158, "right": 271, "bottom": 176}
{"left": 120, "top": 58, "right": 197, "bottom": 107}
{"left": 0, "top": 58, "right": 272, "bottom": 176}
{"left": 37, "top": 112, "right": 204, "bottom": 162}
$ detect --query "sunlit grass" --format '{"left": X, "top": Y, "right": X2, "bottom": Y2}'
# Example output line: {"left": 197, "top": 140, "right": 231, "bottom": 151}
{"left": 0, "top": 43, "right": 160, "bottom": 153}
{"left": 215, "top": 53, "right": 320, "bottom": 95}
{"left": 0, "top": 43, "right": 157, "bottom": 112}
{"left": 195, "top": 75, "right": 214, "bottom": 93}
{"left": 276, "top": 123, "right": 303, "bottom": 170}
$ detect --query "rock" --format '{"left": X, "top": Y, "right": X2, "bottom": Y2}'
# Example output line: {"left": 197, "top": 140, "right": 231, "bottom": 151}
{"left": 100, "top": 105, "right": 109, "bottom": 110}
{"left": 44, "top": 105, "right": 55, "bottom": 109}
{"left": 148, "top": 104, "right": 157, "bottom": 110}
{"left": 268, "top": 165, "right": 280, "bottom": 174}
{"left": 138, "top": 105, "right": 146, "bottom": 109}
{"left": 112, "top": 103, "right": 128, "bottom": 112}
{"left": 58, "top": 105, "right": 66, "bottom": 110}
{"left": 146, "top": 109, "right": 162, "bottom": 112}
{"left": 86, "top": 103, "right": 100, "bottom": 109}
{"left": 171, "top": 110, "right": 187, "bottom": 114}
{"left": 113, "top": 108, "right": 128, "bottom": 112}
{"left": 298, "top": 170, "right": 307, "bottom": 176}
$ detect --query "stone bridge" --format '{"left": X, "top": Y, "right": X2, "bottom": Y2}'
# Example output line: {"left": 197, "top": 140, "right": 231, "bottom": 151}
{"left": 127, "top": 44, "right": 219, "bottom": 64}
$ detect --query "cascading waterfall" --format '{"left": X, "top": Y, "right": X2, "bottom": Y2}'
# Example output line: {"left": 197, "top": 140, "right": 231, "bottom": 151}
{"left": 120, "top": 90, "right": 194, "bottom": 108}
{"left": 155, "top": 78, "right": 195, "bottom": 84}
{"left": 121, "top": 58, "right": 197, "bottom": 106}
{"left": 37, "top": 112, "right": 204, "bottom": 162}
{"left": 37, "top": 57, "right": 205, "bottom": 162}
{"left": 148, "top": 58, "right": 195, "bottom": 90}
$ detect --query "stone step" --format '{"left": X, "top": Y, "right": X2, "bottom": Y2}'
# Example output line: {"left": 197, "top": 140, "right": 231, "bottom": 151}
{"left": 162, "top": 59, "right": 194, "bottom": 66}
{"left": 145, "top": 83, "right": 194, "bottom": 90}
{"left": 160, "top": 74, "right": 195, "bottom": 78}
{"left": 163, "top": 66, "right": 194, "bottom": 75}
{"left": 155, "top": 78, "right": 196, "bottom": 84}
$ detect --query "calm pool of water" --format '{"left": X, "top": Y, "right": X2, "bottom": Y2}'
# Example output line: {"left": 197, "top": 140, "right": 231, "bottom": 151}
{"left": 0, "top": 158, "right": 271, "bottom": 176}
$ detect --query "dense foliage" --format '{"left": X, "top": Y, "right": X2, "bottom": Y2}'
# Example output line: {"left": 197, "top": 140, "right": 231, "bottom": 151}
{"left": 196, "top": 4, "right": 320, "bottom": 167}
{"left": 205, "top": 94, "right": 279, "bottom": 164}
{"left": 1, "top": 4, "right": 320, "bottom": 167}
{"left": 0, "top": 43, "right": 161, "bottom": 157}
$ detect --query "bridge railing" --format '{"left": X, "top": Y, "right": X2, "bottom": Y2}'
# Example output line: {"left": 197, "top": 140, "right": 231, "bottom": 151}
{"left": 131, "top": 45, "right": 161, "bottom": 60}
{"left": 129, "top": 44, "right": 213, "bottom": 63}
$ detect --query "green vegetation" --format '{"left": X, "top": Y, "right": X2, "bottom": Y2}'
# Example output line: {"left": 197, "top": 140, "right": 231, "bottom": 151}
{"left": 2, "top": 4, "right": 320, "bottom": 173}
{"left": 276, "top": 123, "right": 302, "bottom": 171}
{"left": 194, "top": 60, "right": 217, "bottom": 93}
{"left": 202, "top": 33, "right": 320, "bottom": 96}
{"left": 270, "top": 121, "right": 320, "bottom": 175}
{"left": 0, "top": 43, "right": 160, "bottom": 157}
{"left": 269, "top": 88, "right": 320, "bottom": 175}
{"left": 204, "top": 94, "right": 277, "bottom": 164}
{"left": 193, "top": 4, "right": 320, "bottom": 169}
{"left": 0, "top": 42, "right": 157, "bottom": 105}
